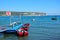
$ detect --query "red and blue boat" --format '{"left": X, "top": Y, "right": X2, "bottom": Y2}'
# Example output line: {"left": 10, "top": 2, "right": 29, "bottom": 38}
{"left": 0, "top": 22, "right": 30, "bottom": 37}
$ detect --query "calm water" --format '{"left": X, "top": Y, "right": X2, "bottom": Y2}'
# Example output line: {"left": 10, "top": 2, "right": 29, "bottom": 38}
{"left": 0, "top": 16, "right": 60, "bottom": 40}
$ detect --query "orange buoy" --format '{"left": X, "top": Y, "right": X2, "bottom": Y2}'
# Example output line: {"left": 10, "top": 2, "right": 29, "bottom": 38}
{"left": 17, "top": 29, "right": 24, "bottom": 37}
{"left": 24, "top": 31, "right": 28, "bottom": 36}
{"left": 17, "top": 31, "right": 23, "bottom": 37}
{"left": 17, "top": 29, "right": 28, "bottom": 37}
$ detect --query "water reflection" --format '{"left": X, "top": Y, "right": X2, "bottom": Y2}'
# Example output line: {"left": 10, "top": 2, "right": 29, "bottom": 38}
{"left": 18, "top": 36, "right": 28, "bottom": 40}
{"left": 0, "top": 33, "right": 28, "bottom": 40}
{"left": 0, "top": 33, "right": 4, "bottom": 40}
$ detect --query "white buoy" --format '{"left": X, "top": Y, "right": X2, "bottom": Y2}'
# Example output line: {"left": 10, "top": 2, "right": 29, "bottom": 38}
{"left": 32, "top": 19, "right": 35, "bottom": 21}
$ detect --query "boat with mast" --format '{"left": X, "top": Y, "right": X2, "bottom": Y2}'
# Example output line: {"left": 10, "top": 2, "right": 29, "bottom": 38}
{"left": 0, "top": 11, "right": 30, "bottom": 37}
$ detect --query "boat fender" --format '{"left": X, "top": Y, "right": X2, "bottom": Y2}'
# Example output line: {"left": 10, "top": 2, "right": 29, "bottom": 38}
{"left": 17, "top": 30, "right": 28, "bottom": 37}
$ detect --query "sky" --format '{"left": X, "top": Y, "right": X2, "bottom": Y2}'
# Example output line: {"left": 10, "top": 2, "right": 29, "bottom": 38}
{"left": 0, "top": 0, "right": 60, "bottom": 15}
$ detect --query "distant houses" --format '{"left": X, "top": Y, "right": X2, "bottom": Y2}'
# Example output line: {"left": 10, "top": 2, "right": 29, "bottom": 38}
{"left": 0, "top": 11, "right": 46, "bottom": 16}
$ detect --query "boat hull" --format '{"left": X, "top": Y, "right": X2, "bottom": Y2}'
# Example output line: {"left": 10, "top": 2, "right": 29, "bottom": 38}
{"left": 4, "top": 30, "right": 17, "bottom": 34}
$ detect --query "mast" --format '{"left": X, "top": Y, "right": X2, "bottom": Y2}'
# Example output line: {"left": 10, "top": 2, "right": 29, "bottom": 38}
{"left": 6, "top": 11, "right": 11, "bottom": 25}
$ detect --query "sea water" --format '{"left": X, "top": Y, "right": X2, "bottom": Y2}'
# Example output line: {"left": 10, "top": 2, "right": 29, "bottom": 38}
{"left": 0, "top": 15, "right": 60, "bottom": 40}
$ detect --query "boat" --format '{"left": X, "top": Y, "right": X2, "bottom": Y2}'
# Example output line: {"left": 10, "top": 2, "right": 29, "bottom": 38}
{"left": 0, "top": 15, "right": 30, "bottom": 36}
{"left": 0, "top": 22, "right": 23, "bottom": 33}
{"left": 0, "top": 22, "right": 30, "bottom": 36}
